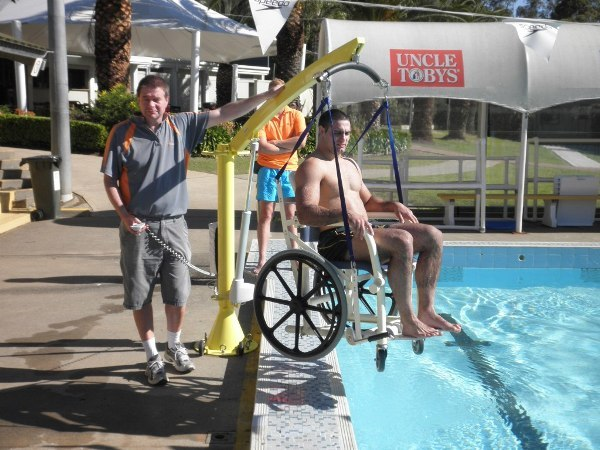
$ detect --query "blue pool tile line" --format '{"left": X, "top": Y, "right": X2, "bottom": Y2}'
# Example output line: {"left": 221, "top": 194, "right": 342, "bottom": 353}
{"left": 443, "top": 243, "right": 600, "bottom": 268}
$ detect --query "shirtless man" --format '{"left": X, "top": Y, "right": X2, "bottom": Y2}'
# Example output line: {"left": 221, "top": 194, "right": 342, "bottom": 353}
{"left": 294, "top": 109, "right": 461, "bottom": 338}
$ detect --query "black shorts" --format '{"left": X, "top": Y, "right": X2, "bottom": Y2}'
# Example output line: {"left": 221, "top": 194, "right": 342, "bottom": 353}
{"left": 317, "top": 223, "right": 391, "bottom": 262}
{"left": 317, "top": 227, "right": 353, "bottom": 261}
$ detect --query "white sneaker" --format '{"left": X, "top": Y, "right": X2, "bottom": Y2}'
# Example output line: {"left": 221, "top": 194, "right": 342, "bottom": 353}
{"left": 145, "top": 354, "right": 168, "bottom": 386}
{"left": 164, "top": 343, "right": 195, "bottom": 373}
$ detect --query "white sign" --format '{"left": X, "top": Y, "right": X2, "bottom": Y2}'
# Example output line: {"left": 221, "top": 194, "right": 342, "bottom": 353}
{"left": 30, "top": 57, "right": 45, "bottom": 77}
{"left": 249, "top": 0, "right": 297, "bottom": 54}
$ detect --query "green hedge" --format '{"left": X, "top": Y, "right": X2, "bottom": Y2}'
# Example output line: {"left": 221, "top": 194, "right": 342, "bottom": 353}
{"left": 0, "top": 114, "right": 108, "bottom": 154}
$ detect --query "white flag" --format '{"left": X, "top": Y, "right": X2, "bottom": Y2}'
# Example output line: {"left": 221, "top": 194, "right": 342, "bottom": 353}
{"left": 249, "top": 0, "right": 298, "bottom": 54}
{"left": 507, "top": 22, "right": 560, "bottom": 62}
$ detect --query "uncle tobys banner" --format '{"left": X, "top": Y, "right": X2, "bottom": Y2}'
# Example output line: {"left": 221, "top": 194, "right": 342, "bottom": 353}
{"left": 390, "top": 49, "right": 464, "bottom": 88}
{"left": 249, "top": 0, "right": 297, "bottom": 54}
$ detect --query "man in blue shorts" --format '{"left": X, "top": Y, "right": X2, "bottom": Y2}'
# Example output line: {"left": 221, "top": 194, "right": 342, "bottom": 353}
{"left": 101, "top": 75, "right": 281, "bottom": 386}
{"left": 254, "top": 78, "right": 306, "bottom": 274}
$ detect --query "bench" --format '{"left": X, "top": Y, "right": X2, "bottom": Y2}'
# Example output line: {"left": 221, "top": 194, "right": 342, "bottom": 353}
{"left": 437, "top": 193, "right": 600, "bottom": 228}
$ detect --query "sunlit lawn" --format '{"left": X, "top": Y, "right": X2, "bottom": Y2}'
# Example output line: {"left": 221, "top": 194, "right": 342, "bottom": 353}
{"left": 188, "top": 131, "right": 600, "bottom": 207}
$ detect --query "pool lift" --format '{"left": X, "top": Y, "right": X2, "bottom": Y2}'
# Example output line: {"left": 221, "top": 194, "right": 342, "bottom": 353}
{"left": 248, "top": 61, "right": 430, "bottom": 371}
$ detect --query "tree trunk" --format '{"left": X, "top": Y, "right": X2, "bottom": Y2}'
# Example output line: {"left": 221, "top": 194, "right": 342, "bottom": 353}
{"left": 94, "top": 0, "right": 131, "bottom": 92}
{"left": 445, "top": 100, "right": 472, "bottom": 140}
{"left": 216, "top": 63, "right": 233, "bottom": 107}
{"left": 410, "top": 98, "right": 435, "bottom": 142}
{"left": 274, "top": 2, "right": 304, "bottom": 81}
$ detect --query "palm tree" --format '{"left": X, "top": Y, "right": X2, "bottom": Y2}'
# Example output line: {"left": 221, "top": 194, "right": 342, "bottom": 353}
{"left": 274, "top": 2, "right": 304, "bottom": 82}
{"left": 94, "top": 0, "right": 132, "bottom": 91}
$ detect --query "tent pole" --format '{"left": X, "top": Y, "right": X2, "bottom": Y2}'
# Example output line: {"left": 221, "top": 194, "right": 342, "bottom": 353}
{"left": 48, "top": 0, "right": 72, "bottom": 203}
{"left": 478, "top": 102, "right": 488, "bottom": 232}
{"left": 190, "top": 31, "right": 200, "bottom": 112}
{"left": 515, "top": 112, "right": 529, "bottom": 233}
{"left": 11, "top": 20, "right": 27, "bottom": 112}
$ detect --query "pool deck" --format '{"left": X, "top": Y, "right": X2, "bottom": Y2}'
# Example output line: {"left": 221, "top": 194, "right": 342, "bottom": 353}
{"left": 1, "top": 146, "right": 599, "bottom": 449}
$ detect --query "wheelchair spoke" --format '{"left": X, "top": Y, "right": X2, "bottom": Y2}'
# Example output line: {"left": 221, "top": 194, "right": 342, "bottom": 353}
{"left": 269, "top": 308, "right": 295, "bottom": 333}
{"left": 272, "top": 266, "right": 296, "bottom": 299}
{"left": 300, "top": 311, "right": 326, "bottom": 344}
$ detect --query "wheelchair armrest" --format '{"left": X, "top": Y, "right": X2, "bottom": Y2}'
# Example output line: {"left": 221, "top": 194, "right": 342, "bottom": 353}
{"left": 364, "top": 233, "right": 386, "bottom": 291}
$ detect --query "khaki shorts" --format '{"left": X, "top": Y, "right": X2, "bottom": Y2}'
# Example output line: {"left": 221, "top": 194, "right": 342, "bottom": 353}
{"left": 120, "top": 215, "right": 191, "bottom": 310}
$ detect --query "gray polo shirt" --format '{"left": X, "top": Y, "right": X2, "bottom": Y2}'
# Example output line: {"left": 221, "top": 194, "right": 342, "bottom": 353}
{"left": 101, "top": 112, "right": 209, "bottom": 218}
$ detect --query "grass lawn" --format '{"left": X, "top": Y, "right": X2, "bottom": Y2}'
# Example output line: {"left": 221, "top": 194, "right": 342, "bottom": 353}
{"left": 189, "top": 131, "right": 599, "bottom": 208}
{"left": 188, "top": 154, "right": 252, "bottom": 175}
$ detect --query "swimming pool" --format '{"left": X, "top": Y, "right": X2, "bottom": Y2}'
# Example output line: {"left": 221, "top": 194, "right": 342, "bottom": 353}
{"left": 337, "top": 246, "right": 600, "bottom": 450}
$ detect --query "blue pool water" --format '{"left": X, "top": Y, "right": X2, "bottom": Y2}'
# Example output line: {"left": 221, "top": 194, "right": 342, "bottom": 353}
{"left": 337, "top": 249, "right": 600, "bottom": 450}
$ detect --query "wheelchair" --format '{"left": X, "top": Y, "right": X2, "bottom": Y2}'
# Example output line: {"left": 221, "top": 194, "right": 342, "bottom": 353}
{"left": 252, "top": 205, "right": 426, "bottom": 372}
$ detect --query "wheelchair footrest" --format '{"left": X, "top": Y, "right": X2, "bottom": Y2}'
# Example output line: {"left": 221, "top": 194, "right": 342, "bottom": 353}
{"left": 345, "top": 320, "right": 412, "bottom": 345}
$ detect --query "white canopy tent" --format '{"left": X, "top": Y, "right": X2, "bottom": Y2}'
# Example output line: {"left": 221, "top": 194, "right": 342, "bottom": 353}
{"left": 0, "top": 0, "right": 271, "bottom": 62}
{"left": 318, "top": 19, "right": 600, "bottom": 232}
{"left": 0, "top": 0, "right": 275, "bottom": 110}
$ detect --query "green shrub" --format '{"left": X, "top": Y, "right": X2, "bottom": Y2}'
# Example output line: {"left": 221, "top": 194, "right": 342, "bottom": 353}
{"left": 0, "top": 114, "right": 51, "bottom": 149}
{"left": 362, "top": 128, "right": 411, "bottom": 155}
{"left": 70, "top": 120, "right": 109, "bottom": 153}
{"left": 90, "top": 84, "right": 138, "bottom": 130}
{"left": 0, "top": 114, "right": 107, "bottom": 154}
{"left": 193, "top": 121, "right": 240, "bottom": 156}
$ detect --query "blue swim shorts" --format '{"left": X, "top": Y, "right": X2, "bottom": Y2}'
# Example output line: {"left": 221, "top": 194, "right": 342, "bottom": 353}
{"left": 256, "top": 167, "right": 295, "bottom": 202}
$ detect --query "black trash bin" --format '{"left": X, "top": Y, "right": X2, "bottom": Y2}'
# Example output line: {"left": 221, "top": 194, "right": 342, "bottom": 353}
{"left": 20, "top": 155, "right": 61, "bottom": 221}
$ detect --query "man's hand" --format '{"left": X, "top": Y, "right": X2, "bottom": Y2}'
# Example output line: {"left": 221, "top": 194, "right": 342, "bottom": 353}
{"left": 390, "top": 202, "right": 419, "bottom": 224}
{"left": 348, "top": 211, "right": 373, "bottom": 239}
{"left": 125, "top": 215, "right": 146, "bottom": 235}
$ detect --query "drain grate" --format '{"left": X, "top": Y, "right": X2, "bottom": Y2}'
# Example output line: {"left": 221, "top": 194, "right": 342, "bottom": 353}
{"left": 205, "top": 431, "right": 236, "bottom": 445}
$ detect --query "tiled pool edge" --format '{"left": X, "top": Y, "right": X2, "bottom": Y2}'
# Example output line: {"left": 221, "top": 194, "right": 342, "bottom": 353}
{"left": 247, "top": 239, "right": 358, "bottom": 450}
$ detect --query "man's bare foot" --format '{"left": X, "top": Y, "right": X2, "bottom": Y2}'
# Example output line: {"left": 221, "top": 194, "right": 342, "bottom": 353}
{"left": 252, "top": 259, "right": 267, "bottom": 275}
{"left": 401, "top": 316, "right": 441, "bottom": 338}
{"left": 419, "top": 311, "right": 462, "bottom": 333}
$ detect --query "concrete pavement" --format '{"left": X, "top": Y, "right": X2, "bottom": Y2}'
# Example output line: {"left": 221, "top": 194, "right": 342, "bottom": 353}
{"left": 0, "top": 147, "right": 261, "bottom": 449}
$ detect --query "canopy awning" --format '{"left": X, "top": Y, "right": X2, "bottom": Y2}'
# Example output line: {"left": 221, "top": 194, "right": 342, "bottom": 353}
{"left": 0, "top": 0, "right": 274, "bottom": 63}
{"left": 319, "top": 20, "right": 600, "bottom": 113}
{"left": 0, "top": 32, "right": 46, "bottom": 65}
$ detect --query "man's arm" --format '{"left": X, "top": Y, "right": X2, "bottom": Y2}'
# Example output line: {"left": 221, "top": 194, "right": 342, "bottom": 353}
{"left": 103, "top": 174, "right": 141, "bottom": 232}
{"left": 257, "top": 136, "right": 284, "bottom": 155}
{"left": 206, "top": 84, "right": 283, "bottom": 128}
{"left": 363, "top": 191, "right": 419, "bottom": 223}
{"left": 258, "top": 112, "right": 307, "bottom": 154}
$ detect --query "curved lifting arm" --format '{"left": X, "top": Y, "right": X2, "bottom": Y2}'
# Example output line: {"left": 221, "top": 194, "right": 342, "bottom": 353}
{"left": 316, "top": 61, "right": 388, "bottom": 89}
{"left": 227, "top": 37, "right": 367, "bottom": 154}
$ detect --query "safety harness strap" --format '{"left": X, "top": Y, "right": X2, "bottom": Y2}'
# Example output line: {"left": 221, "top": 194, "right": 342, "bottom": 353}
{"left": 326, "top": 108, "right": 356, "bottom": 266}
{"left": 349, "top": 99, "right": 403, "bottom": 203}
{"left": 275, "top": 96, "right": 331, "bottom": 181}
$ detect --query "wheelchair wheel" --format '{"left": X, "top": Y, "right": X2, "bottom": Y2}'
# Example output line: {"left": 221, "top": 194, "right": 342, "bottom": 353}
{"left": 254, "top": 249, "right": 347, "bottom": 360}
{"left": 357, "top": 279, "right": 396, "bottom": 316}
{"left": 375, "top": 345, "right": 387, "bottom": 372}
{"left": 412, "top": 339, "right": 424, "bottom": 355}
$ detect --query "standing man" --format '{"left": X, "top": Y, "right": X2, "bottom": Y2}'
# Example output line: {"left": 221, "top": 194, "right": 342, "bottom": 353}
{"left": 254, "top": 78, "right": 306, "bottom": 274}
{"left": 101, "top": 75, "right": 281, "bottom": 386}
{"left": 295, "top": 109, "right": 461, "bottom": 338}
